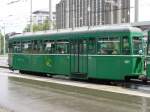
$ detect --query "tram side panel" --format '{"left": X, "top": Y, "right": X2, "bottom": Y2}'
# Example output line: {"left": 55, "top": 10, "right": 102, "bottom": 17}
{"left": 11, "top": 54, "right": 32, "bottom": 71}
{"left": 146, "top": 57, "right": 150, "bottom": 79}
{"left": 52, "top": 55, "right": 70, "bottom": 76}
{"left": 87, "top": 56, "right": 130, "bottom": 81}
{"left": 10, "top": 54, "right": 70, "bottom": 76}
{"left": 29, "top": 54, "right": 70, "bottom": 75}
{"left": 87, "top": 55, "right": 144, "bottom": 80}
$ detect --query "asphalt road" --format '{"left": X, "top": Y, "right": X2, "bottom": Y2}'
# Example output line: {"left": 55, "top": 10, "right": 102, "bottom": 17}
{"left": 0, "top": 68, "right": 149, "bottom": 112}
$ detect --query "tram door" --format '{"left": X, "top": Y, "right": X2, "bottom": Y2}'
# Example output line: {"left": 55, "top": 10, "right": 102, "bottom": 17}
{"left": 70, "top": 39, "right": 88, "bottom": 79}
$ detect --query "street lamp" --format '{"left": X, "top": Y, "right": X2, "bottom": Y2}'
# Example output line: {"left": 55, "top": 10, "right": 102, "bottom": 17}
{"left": 0, "top": 14, "right": 14, "bottom": 55}
{"left": 3, "top": 24, "right": 6, "bottom": 55}
{"left": 0, "top": 24, "right": 6, "bottom": 55}
{"left": 30, "top": 0, "right": 33, "bottom": 32}
{"left": 49, "top": 0, "right": 52, "bottom": 30}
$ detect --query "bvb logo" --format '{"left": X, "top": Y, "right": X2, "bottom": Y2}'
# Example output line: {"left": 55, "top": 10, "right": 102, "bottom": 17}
{"left": 45, "top": 57, "right": 52, "bottom": 67}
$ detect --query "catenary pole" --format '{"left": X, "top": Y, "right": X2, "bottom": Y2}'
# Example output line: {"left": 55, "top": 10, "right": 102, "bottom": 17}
{"left": 30, "top": 0, "right": 33, "bottom": 32}
{"left": 49, "top": 0, "right": 52, "bottom": 30}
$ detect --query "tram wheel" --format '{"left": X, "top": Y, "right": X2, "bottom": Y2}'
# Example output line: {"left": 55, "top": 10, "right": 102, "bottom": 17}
{"left": 46, "top": 74, "right": 53, "bottom": 78}
{"left": 125, "top": 76, "right": 130, "bottom": 82}
{"left": 142, "top": 79, "right": 148, "bottom": 84}
{"left": 19, "top": 70, "right": 25, "bottom": 74}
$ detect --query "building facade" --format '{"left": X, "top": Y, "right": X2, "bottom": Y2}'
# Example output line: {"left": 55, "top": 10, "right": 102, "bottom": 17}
{"left": 56, "top": 0, "right": 130, "bottom": 29}
{"left": 32, "top": 10, "right": 56, "bottom": 25}
{"left": 33, "top": 10, "right": 49, "bottom": 24}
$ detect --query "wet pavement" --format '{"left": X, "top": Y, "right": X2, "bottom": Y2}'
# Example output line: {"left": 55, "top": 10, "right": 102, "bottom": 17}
{"left": 0, "top": 68, "right": 150, "bottom": 112}
{"left": 0, "top": 55, "right": 8, "bottom": 68}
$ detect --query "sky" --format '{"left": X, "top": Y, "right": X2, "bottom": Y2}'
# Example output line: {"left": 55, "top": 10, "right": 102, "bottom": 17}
{"left": 0, "top": 0, "right": 60, "bottom": 33}
{"left": 0, "top": 0, "right": 150, "bottom": 33}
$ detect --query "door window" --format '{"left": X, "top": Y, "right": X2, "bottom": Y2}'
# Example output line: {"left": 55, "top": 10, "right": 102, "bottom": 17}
{"left": 133, "top": 37, "right": 143, "bottom": 55}
{"left": 88, "top": 39, "right": 96, "bottom": 54}
{"left": 122, "top": 37, "right": 130, "bottom": 55}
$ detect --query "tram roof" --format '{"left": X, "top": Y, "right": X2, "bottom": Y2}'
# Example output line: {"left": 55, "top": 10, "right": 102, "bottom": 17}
{"left": 9, "top": 26, "right": 142, "bottom": 42}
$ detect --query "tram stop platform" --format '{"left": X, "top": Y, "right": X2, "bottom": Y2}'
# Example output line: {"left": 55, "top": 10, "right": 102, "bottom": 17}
{"left": 0, "top": 55, "right": 9, "bottom": 69}
{"left": 7, "top": 71, "right": 150, "bottom": 99}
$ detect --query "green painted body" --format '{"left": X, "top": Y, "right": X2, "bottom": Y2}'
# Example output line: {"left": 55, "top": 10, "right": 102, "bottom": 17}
{"left": 8, "top": 27, "right": 145, "bottom": 80}
{"left": 146, "top": 56, "right": 150, "bottom": 79}
{"left": 9, "top": 54, "right": 70, "bottom": 75}
{"left": 146, "top": 31, "right": 150, "bottom": 79}
{"left": 9, "top": 54, "right": 144, "bottom": 80}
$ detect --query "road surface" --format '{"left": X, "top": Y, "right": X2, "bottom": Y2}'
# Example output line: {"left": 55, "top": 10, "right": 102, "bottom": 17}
{"left": 0, "top": 68, "right": 149, "bottom": 112}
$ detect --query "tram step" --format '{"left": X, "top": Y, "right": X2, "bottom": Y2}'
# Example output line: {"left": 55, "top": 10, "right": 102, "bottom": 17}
{"left": 70, "top": 72, "right": 87, "bottom": 79}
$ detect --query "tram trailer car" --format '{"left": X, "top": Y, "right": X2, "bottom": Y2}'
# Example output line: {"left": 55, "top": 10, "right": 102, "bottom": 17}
{"left": 146, "top": 30, "right": 150, "bottom": 80}
{"left": 8, "top": 26, "right": 146, "bottom": 81}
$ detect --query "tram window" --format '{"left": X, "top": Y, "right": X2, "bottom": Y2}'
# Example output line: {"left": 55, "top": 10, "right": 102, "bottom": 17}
{"left": 70, "top": 40, "right": 78, "bottom": 54}
{"left": 148, "top": 39, "right": 150, "bottom": 55}
{"left": 32, "top": 40, "right": 39, "bottom": 54}
{"left": 79, "top": 40, "right": 87, "bottom": 54}
{"left": 97, "top": 37, "right": 120, "bottom": 55}
{"left": 17, "top": 42, "right": 22, "bottom": 53}
{"left": 133, "top": 37, "right": 143, "bottom": 55}
{"left": 12, "top": 43, "right": 15, "bottom": 53}
{"left": 22, "top": 42, "right": 32, "bottom": 53}
{"left": 56, "top": 41, "right": 69, "bottom": 54}
{"left": 12, "top": 42, "right": 21, "bottom": 53}
{"left": 44, "top": 41, "right": 55, "bottom": 54}
{"left": 122, "top": 37, "right": 130, "bottom": 55}
{"left": 8, "top": 43, "right": 13, "bottom": 53}
{"left": 88, "top": 39, "right": 96, "bottom": 54}
{"left": 38, "top": 40, "right": 43, "bottom": 53}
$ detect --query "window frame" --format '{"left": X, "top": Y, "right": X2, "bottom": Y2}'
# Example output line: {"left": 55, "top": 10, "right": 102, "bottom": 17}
{"left": 97, "top": 37, "right": 121, "bottom": 55}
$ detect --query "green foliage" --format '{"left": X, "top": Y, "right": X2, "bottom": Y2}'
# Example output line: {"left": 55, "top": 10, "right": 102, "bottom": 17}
{"left": 23, "top": 24, "right": 31, "bottom": 32}
{"left": 0, "top": 32, "right": 4, "bottom": 54}
{"left": 23, "top": 19, "right": 55, "bottom": 32}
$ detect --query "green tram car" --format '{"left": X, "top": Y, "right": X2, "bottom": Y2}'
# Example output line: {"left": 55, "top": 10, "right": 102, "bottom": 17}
{"left": 8, "top": 26, "right": 147, "bottom": 81}
{"left": 146, "top": 30, "right": 150, "bottom": 78}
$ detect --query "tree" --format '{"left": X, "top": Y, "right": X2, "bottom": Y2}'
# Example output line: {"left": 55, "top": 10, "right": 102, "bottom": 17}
{"left": 0, "top": 32, "right": 4, "bottom": 54}
{"left": 23, "top": 19, "right": 55, "bottom": 33}
{"left": 23, "top": 24, "right": 31, "bottom": 33}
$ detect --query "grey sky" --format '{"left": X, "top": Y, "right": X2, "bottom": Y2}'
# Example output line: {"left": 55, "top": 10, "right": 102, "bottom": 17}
{"left": 0, "top": 0, "right": 150, "bottom": 33}
{"left": 0, "top": 0, "right": 60, "bottom": 33}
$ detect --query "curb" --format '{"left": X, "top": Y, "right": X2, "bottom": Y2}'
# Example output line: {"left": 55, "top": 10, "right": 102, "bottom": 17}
{"left": 0, "top": 66, "right": 9, "bottom": 69}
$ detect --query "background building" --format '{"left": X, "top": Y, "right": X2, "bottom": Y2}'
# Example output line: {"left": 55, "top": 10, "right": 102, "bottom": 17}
{"left": 56, "top": 0, "right": 130, "bottom": 29}
{"left": 33, "top": 10, "right": 56, "bottom": 25}
{"left": 33, "top": 10, "right": 49, "bottom": 24}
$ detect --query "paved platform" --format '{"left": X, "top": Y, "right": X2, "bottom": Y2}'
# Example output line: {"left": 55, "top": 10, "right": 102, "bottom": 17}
{"left": 1, "top": 72, "right": 150, "bottom": 112}
{"left": 0, "top": 55, "right": 9, "bottom": 68}
{"left": 1, "top": 69, "right": 150, "bottom": 98}
{"left": 0, "top": 68, "right": 150, "bottom": 112}
{"left": 0, "top": 106, "right": 11, "bottom": 112}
